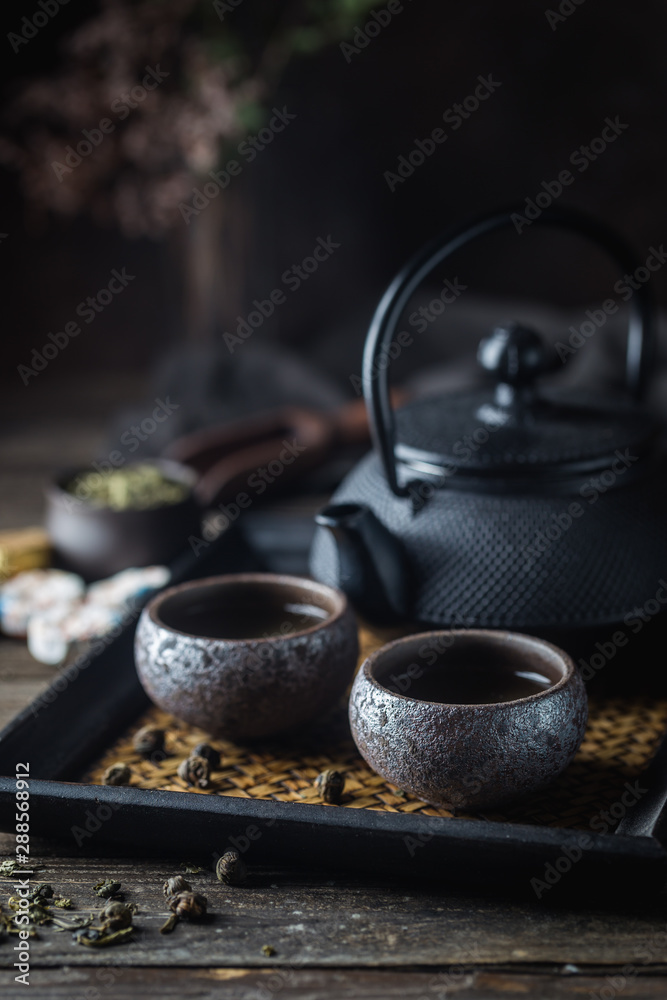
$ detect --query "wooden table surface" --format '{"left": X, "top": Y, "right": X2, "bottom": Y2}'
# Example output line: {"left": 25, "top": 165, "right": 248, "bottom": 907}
{"left": 2, "top": 382, "right": 667, "bottom": 999}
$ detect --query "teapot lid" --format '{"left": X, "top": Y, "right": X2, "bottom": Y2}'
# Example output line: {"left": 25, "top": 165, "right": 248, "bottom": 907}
{"left": 394, "top": 322, "right": 660, "bottom": 486}
{"left": 362, "top": 206, "right": 658, "bottom": 500}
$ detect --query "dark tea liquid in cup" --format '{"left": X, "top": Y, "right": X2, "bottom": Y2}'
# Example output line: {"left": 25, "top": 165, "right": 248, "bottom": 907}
{"left": 157, "top": 585, "right": 330, "bottom": 640}
{"left": 379, "top": 651, "right": 553, "bottom": 704}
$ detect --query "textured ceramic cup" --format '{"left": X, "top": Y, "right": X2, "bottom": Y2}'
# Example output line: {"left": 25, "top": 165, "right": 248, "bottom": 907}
{"left": 349, "top": 630, "right": 588, "bottom": 809}
{"left": 135, "top": 573, "right": 358, "bottom": 741}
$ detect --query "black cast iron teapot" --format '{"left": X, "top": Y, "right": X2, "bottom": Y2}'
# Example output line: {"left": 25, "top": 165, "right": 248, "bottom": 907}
{"left": 310, "top": 206, "right": 667, "bottom": 643}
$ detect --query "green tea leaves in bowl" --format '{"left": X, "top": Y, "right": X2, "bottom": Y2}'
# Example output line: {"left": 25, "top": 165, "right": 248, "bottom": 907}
{"left": 67, "top": 463, "right": 191, "bottom": 512}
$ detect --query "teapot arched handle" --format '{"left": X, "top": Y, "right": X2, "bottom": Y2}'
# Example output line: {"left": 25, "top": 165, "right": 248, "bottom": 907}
{"left": 363, "top": 205, "right": 656, "bottom": 498}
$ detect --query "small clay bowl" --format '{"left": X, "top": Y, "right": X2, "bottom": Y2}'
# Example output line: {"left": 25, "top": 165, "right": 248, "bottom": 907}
{"left": 349, "top": 630, "right": 587, "bottom": 810}
{"left": 134, "top": 573, "right": 358, "bottom": 741}
{"left": 46, "top": 459, "right": 201, "bottom": 581}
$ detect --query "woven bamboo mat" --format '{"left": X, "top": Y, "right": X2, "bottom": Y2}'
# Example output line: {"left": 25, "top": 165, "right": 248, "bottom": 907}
{"left": 83, "top": 627, "right": 667, "bottom": 830}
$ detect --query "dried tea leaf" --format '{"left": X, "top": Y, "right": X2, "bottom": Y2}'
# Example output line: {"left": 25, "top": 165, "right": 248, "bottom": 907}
{"left": 159, "top": 913, "right": 178, "bottom": 934}
{"left": 102, "top": 763, "right": 131, "bottom": 786}
{"left": 52, "top": 913, "right": 94, "bottom": 932}
{"left": 163, "top": 876, "right": 191, "bottom": 898}
{"left": 28, "top": 883, "right": 53, "bottom": 901}
{"left": 93, "top": 879, "right": 122, "bottom": 899}
{"left": 0, "top": 859, "right": 43, "bottom": 878}
{"left": 192, "top": 743, "right": 221, "bottom": 769}
{"left": 0, "top": 903, "right": 38, "bottom": 936}
{"left": 177, "top": 754, "right": 211, "bottom": 789}
{"left": 168, "top": 892, "right": 207, "bottom": 921}
{"left": 133, "top": 726, "right": 165, "bottom": 757}
{"left": 215, "top": 851, "right": 247, "bottom": 886}
{"left": 100, "top": 901, "right": 133, "bottom": 931}
{"left": 75, "top": 925, "right": 134, "bottom": 947}
{"left": 67, "top": 464, "right": 189, "bottom": 512}
{"left": 8, "top": 897, "right": 51, "bottom": 926}
{"left": 315, "top": 769, "right": 346, "bottom": 804}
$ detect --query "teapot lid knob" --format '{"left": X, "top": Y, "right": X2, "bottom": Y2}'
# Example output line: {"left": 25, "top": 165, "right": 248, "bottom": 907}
{"left": 477, "top": 322, "right": 552, "bottom": 388}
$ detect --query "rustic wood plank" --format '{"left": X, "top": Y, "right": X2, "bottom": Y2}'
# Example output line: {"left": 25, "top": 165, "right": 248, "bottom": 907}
{"left": 3, "top": 967, "right": 667, "bottom": 999}
{"left": 1, "top": 858, "right": 667, "bottom": 969}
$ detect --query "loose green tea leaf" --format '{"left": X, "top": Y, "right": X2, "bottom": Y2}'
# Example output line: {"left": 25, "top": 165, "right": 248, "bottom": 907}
{"left": 100, "top": 901, "right": 133, "bottom": 931}
{"left": 0, "top": 859, "right": 44, "bottom": 878}
{"left": 8, "top": 897, "right": 51, "bottom": 926}
{"left": 0, "top": 905, "right": 37, "bottom": 937}
{"left": 93, "top": 879, "right": 122, "bottom": 899}
{"left": 215, "top": 851, "right": 247, "bottom": 886}
{"left": 28, "top": 883, "right": 54, "bottom": 901}
{"left": 168, "top": 892, "right": 207, "bottom": 921}
{"left": 177, "top": 754, "right": 211, "bottom": 789}
{"left": 133, "top": 726, "right": 166, "bottom": 757}
{"left": 315, "top": 768, "right": 346, "bottom": 804}
{"left": 102, "top": 763, "right": 132, "bottom": 786}
{"left": 163, "top": 876, "right": 191, "bottom": 898}
{"left": 75, "top": 925, "right": 134, "bottom": 947}
{"left": 52, "top": 913, "right": 94, "bottom": 932}
{"left": 67, "top": 464, "right": 190, "bottom": 512}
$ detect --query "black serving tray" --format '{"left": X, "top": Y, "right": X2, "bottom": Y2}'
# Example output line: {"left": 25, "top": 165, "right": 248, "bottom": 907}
{"left": 2, "top": 515, "right": 667, "bottom": 896}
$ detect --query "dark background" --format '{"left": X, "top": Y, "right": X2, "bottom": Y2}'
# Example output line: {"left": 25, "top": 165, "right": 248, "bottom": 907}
{"left": 2, "top": 0, "right": 667, "bottom": 417}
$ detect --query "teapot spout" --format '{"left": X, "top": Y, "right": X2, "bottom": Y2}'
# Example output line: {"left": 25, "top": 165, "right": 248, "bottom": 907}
{"left": 315, "top": 503, "right": 411, "bottom": 625}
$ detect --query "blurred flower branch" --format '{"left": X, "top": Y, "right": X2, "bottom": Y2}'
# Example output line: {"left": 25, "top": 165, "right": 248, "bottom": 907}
{"left": 0, "top": 0, "right": 375, "bottom": 238}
